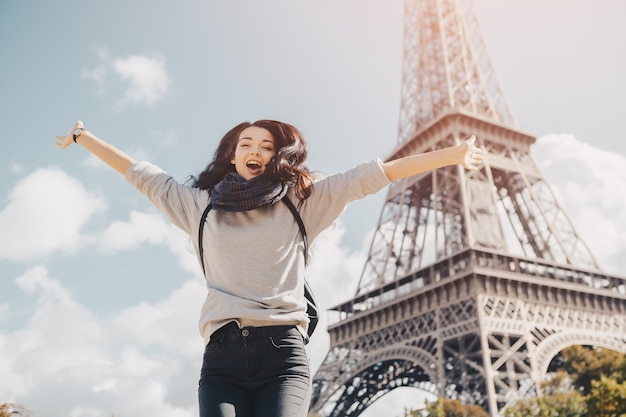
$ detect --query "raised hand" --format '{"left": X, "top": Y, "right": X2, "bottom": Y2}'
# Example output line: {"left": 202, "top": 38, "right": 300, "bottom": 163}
{"left": 460, "top": 135, "right": 484, "bottom": 171}
{"left": 54, "top": 120, "right": 136, "bottom": 175}
{"left": 55, "top": 120, "right": 84, "bottom": 149}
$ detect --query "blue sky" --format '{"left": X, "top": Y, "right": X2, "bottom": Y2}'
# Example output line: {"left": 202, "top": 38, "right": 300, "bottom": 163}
{"left": 1, "top": 1, "right": 626, "bottom": 416}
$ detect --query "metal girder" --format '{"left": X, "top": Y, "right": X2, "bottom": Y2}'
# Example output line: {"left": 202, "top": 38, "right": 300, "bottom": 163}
{"left": 396, "top": 0, "right": 514, "bottom": 144}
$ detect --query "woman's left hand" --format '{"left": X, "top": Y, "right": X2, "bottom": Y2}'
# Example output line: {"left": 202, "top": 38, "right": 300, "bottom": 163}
{"left": 460, "top": 135, "right": 484, "bottom": 171}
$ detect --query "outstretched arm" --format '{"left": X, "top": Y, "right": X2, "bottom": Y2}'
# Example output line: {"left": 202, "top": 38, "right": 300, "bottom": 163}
{"left": 55, "top": 120, "right": 136, "bottom": 175}
{"left": 382, "top": 135, "right": 483, "bottom": 181}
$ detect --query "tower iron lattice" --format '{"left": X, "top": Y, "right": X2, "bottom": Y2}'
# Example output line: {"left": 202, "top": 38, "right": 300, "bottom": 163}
{"left": 309, "top": 0, "right": 626, "bottom": 416}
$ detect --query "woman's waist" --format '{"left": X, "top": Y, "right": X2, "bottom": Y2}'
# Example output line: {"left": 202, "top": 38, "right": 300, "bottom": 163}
{"left": 212, "top": 321, "right": 298, "bottom": 342}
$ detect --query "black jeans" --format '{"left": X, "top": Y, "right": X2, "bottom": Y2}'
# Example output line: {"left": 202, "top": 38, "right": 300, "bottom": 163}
{"left": 198, "top": 322, "right": 311, "bottom": 417}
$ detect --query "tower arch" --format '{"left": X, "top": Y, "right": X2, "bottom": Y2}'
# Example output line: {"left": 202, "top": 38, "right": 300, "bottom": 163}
{"left": 533, "top": 331, "right": 626, "bottom": 381}
{"left": 313, "top": 346, "right": 439, "bottom": 417}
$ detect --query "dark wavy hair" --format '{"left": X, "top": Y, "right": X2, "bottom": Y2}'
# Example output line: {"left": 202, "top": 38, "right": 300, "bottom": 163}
{"left": 192, "top": 120, "right": 314, "bottom": 201}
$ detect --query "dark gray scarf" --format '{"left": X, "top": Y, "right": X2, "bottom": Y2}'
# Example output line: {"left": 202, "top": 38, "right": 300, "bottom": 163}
{"left": 210, "top": 172, "right": 287, "bottom": 212}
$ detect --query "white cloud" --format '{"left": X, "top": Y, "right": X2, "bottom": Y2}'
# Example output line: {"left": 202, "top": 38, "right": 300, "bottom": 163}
{"left": 533, "top": 133, "right": 626, "bottom": 274}
{"left": 98, "top": 209, "right": 200, "bottom": 275}
{"left": 100, "top": 210, "right": 172, "bottom": 251}
{"left": 16, "top": 265, "right": 73, "bottom": 302}
{"left": 82, "top": 50, "right": 170, "bottom": 109}
{"left": 113, "top": 54, "right": 170, "bottom": 108}
{"left": 3, "top": 266, "right": 106, "bottom": 400}
{"left": 1, "top": 266, "right": 202, "bottom": 417}
{"left": 111, "top": 279, "right": 205, "bottom": 355}
{"left": 0, "top": 168, "right": 194, "bottom": 267}
{"left": 0, "top": 168, "right": 105, "bottom": 262}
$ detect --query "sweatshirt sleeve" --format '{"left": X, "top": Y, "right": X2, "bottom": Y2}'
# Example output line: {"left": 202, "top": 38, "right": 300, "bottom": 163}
{"left": 125, "top": 161, "right": 209, "bottom": 235}
{"left": 301, "top": 158, "right": 391, "bottom": 240}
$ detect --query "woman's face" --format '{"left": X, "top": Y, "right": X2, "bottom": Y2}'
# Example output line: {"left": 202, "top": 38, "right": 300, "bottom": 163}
{"left": 231, "top": 126, "right": 277, "bottom": 180}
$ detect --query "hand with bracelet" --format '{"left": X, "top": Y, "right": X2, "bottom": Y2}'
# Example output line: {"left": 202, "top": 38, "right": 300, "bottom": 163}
{"left": 55, "top": 120, "right": 136, "bottom": 175}
{"left": 55, "top": 120, "right": 87, "bottom": 148}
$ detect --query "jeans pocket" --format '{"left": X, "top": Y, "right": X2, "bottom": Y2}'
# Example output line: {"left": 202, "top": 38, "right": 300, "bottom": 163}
{"left": 269, "top": 337, "right": 284, "bottom": 349}
{"left": 202, "top": 339, "right": 222, "bottom": 359}
{"left": 268, "top": 330, "right": 305, "bottom": 350}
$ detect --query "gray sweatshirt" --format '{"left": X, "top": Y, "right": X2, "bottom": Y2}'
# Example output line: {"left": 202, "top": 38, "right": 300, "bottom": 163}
{"left": 126, "top": 159, "right": 390, "bottom": 345}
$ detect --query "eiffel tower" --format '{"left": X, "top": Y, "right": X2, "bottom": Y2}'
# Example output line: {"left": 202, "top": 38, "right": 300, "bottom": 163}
{"left": 309, "top": 0, "right": 626, "bottom": 416}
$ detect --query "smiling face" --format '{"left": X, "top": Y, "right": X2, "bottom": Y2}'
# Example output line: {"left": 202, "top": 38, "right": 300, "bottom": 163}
{"left": 230, "top": 126, "right": 277, "bottom": 180}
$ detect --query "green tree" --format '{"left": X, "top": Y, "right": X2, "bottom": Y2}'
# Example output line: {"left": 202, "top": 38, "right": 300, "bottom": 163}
{"left": 0, "top": 403, "right": 32, "bottom": 417}
{"left": 411, "top": 398, "right": 489, "bottom": 417}
{"left": 561, "top": 345, "right": 623, "bottom": 395}
{"left": 504, "top": 371, "right": 586, "bottom": 417}
{"left": 505, "top": 346, "right": 626, "bottom": 417}
{"left": 585, "top": 375, "right": 626, "bottom": 417}
{"left": 403, "top": 398, "right": 490, "bottom": 417}
{"left": 504, "top": 392, "right": 586, "bottom": 417}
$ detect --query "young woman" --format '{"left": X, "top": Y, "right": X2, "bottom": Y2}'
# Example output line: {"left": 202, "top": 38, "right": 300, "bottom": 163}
{"left": 56, "top": 119, "right": 483, "bottom": 417}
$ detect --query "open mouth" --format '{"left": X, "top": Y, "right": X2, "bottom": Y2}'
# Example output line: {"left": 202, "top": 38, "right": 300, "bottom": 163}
{"left": 246, "top": 160, "right": 263, "bottom": 175}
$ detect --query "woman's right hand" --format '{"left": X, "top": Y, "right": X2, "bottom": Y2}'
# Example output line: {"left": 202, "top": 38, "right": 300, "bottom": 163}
{"left": 54, "top": 120, "right": 136, "bottom": 175}
{"left": 55, "top": 120, "right": 85, "bottom": 149}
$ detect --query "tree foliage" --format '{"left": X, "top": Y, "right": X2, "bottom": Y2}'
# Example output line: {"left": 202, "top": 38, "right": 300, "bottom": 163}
{"left": 403, "top": 398, "right": 489, "bottom": 417}
{"left": 0, "top": 403, "right": 32, "bottom": 417}
{"left": 504, "top": 345, "right": 626, "bottom": 417}
{"left": 503, "top": 371, "right": 586, "bottom": 417}
{"left": 561, "top": 345, "right": 623, "bottom": 395}
{"left": 586, "top": 376, "right": 626, "bottom": 417}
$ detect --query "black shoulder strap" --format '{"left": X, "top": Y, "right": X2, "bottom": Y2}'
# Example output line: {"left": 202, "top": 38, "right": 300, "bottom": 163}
{"left": 198, "top": 203, "right": 212, "bottom": 275}
{"left": 281, "top": 196, "right": 318, "bottom": 340}
{"left": 197, "top": 196, "right": 308, "bottom": 275}
{"left": 280, "top": 196, "right": 308, "bottom": 265}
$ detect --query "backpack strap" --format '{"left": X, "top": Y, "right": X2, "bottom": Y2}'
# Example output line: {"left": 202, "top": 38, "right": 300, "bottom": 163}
{"left": 280, "top": 196, "right": 308, "bottom": 265}
{"left": 198, "top": 203, "right": 213, "bottom": 276}
{"left": 280, "top": 196, "right": 319, "bottom": 339}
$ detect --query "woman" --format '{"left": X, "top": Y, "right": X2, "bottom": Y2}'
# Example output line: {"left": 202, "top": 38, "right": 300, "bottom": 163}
{"left": 56, "top": 119, "right": 483, "bottom": 417}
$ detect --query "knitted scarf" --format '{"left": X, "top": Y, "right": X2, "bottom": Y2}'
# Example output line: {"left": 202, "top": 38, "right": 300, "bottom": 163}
{"left": 210, "top": 172, "right": 288, "bottom": 212}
